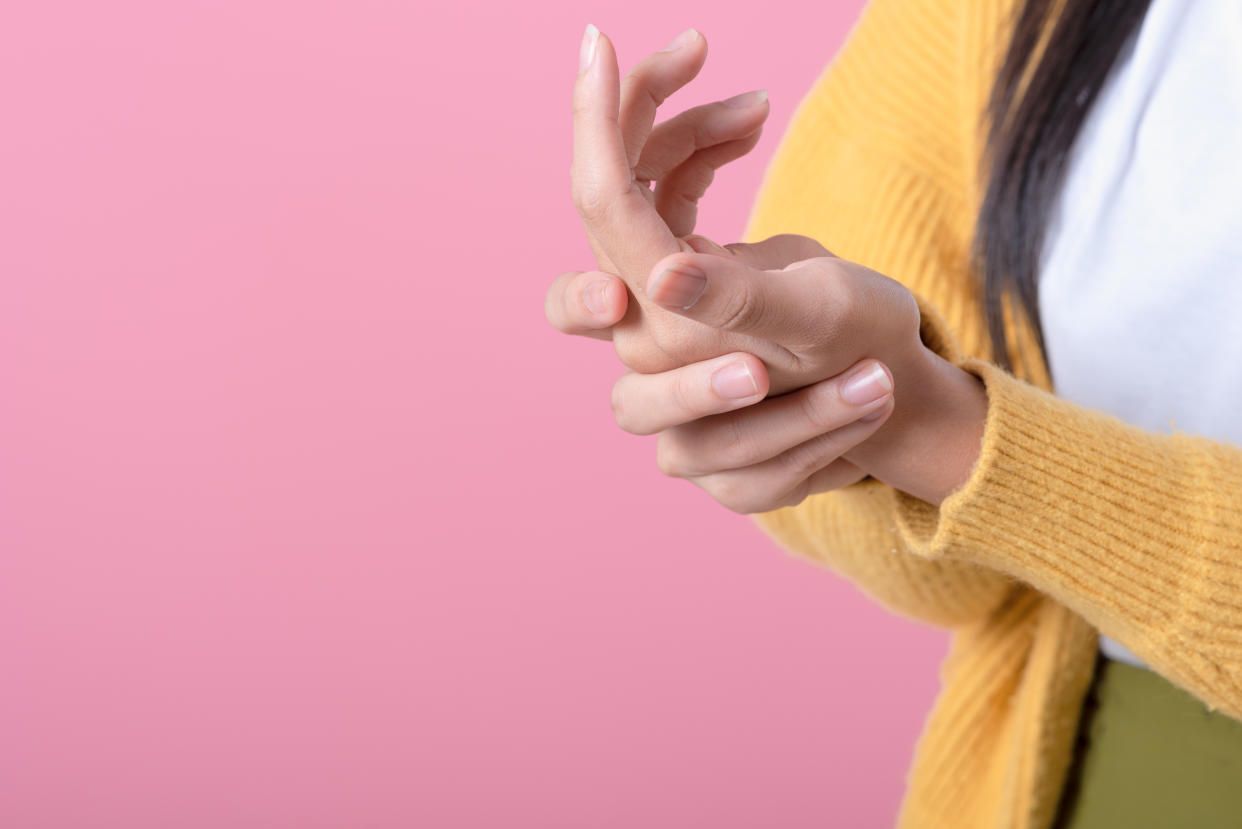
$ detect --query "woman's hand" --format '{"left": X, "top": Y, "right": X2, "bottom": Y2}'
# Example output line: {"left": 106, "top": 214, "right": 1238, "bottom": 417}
{"left": 550, "top": 236, "right": 989, "bottom": 506}
{"left": 552, "top": 226, "right": 925, "bottom": 397}
{"left": 641, "top": 244, "right": 989, "bottom": 505}
{"left": 642, "top": 240, "right": 926, "bottom": 394}
{"left": 570, "top": 24, "right": 792, "bottom": 374}
{"left": 573, "top": 25, "right": 769, "bottom": 276}
{"left": 610, "top": 351, "right": 896, "bottom": 513}
{"left": 562, "top": 26, "right": 989, "bottom": 505}
{"left": 567, "top": 26, "right": 918, "bottom": 397}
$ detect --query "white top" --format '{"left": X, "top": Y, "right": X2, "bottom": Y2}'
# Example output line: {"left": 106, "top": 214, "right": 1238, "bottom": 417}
{"left": 1038, "top": 0, "right": 1242, "bottom": 669}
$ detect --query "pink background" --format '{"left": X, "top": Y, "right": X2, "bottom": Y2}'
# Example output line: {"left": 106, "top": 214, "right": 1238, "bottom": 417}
{"left": 0, "top": 1, "right": 949, "bottom": 826}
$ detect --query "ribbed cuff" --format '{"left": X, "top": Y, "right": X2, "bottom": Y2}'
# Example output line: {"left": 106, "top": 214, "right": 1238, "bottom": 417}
{"left": 887, "top": 353, "right": 1242, "bottom": 713}
{"left": 890, "top": 356, "right": 1014, "bottom": 559}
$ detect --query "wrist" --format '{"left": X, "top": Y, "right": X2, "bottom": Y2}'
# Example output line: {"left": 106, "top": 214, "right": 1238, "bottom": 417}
{"left": 843, "top": 344, "right": 988, "bottom": 505}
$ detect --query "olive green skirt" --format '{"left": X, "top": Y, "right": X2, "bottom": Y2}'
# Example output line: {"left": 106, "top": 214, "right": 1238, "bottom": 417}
{"left": 1053, "top": 656, "right": 1242, "bottom": 828}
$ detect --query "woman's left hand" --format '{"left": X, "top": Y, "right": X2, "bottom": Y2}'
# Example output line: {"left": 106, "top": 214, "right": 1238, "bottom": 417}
{"left": 642, "top": 235, "right": 925, "bottom": 404}
{"left": 610, "top": 348, "right": 895, "bottom": 513}
{"left": 624, "top": 238, "right": 990, "bottom": 506}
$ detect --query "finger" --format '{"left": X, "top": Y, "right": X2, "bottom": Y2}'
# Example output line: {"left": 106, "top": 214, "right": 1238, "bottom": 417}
{"left": 610, "top": 352, "right": 768, "bottom": 436}
{"left": 644, "top": 249, "right": 843, "bottom": 339}
{"left": 798, "top": 458, "right": 870, "bottom": 498}
{"left": 655, "top": 129, "right": 764, "bottom": 237}
{"left": 545, "top": 270, "right": 629, "bottom": 338}
{"left": 689, "top": 406, "right": 893, "bottom": 514}
{"left": 755, "top": 457, "right": 871, "bottom": 511}
{"left": 634, "top": 89, "right": 770, "bottom": 183}
{"left": 656, "top": 359, "right": 894, "bottom": 477}
{"left": 723, "top": 233, "right": 835, "bottom": 269}
{"left": 619, "top": 28, "right": 709, "bottom": 170}
{"left": 573, "top": 25, "right": 680, "bottom": 290}
{"left": 682, "top": 234, "right": 733, "bottom": 255}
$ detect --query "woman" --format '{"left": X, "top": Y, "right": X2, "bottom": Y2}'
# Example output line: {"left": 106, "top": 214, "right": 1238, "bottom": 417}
{"left": 546, "top": 0, "right": 1242, "bottom": 825}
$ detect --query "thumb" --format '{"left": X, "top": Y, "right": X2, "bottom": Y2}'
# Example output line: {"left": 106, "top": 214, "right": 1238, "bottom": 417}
{"left": 645, "top": 250, "right": 815, "bottom": 339}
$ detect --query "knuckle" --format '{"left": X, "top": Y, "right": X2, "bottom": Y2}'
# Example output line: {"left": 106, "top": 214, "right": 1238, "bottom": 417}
{"left": 639, "top": 121, "right": 696, "bottom": 179}
{"left": 544, "top": 288, "right": 562, "bottom": 330}
{"left": 611, "top": 332, "right": 641, "bottom": 368}
{"left": 798, "top": 382, "right": 845, "bottom": 433}
{"left": 704, "top": 476, "right": 746, "bottom": 513}
{"left": 573, "top": 175, "right": 628, "bottom": 226}
{"left": 670, "top": 160, "right": 715, "bottom": 203}
{"left": 710, "top": 415, "right": 752, "bottom": 469}
{"left": 823, "top": 262, "right": 859, "bottom": 312}
{"left": 775, "top": 479, "right": 814, "bottom": 510}
{"left": 621, "top": 71, "right": 668, "bottom": 111}
{"left": 668, "top": 369, "right": 698, "bottom": 416}
{"left": 693, "top": 107, "right": 731, "bottom": 146}
{"left": 709, "top": 478, "right": 768, "bottom": 515}
{"left": 655, "top": 438, "right": 688, "bottom": 478}
{"left": 639, "top": 328, "right": 684, "bottom": 374}
{"left": 543, "top": 272, "right": 576, "bottom": 330}
{"left": 669, "top": 120, "right": 699, "bottom": 154}
{"left": 717, "top": 282, "right": 762, "bottom": 332}
{"left": 779, "top": 436, "right": 832, "bottom": 481}
{"left": 774, "top": 232, "right": 831, "bottom": 259}
{"left": 646, "top": 320, "right": 674, "bottom": 351}
{"left": 571, "top": 182, "right": 607, "bottom": 222}
{"left": 613, "top": 333, "right": 664, "bottom": 374}
{"left": 610, "top": 381, "right": 637, "bottom": 434}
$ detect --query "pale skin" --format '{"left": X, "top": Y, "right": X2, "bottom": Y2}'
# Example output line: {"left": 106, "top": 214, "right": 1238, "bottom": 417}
{"left": 545, "top": 24, "right": 989, "bottom": 511}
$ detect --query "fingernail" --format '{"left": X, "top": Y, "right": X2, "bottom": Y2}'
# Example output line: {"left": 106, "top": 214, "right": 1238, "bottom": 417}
{"left": 711, "top": 361, "right": 760, "bottom": 400}
{"left": 580, "top": 23, "right": 599, "bottom": 73}
{"left": 840, "top": 362, "right": 892, "bottom": 406}
{"left": 722, "top": 89, "right": 768, "bottom": 109}
{"left": 660, "top": 27, "right": 699, "bottom": 53}
{"left": 583, "top": 278, "right": 610, "bottom": 315}
{"left": 648, "top": 263, "right": 706, "bottom": 309}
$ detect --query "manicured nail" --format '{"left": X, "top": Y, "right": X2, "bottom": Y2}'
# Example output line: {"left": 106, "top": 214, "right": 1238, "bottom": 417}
{"left": 583, "top": 278, "right": 610, "bottom": 315}
{"left": 722, "top": 89, "right": 768, "bottom": 109}
{"left": 660, "top": 27, "right": 699, "bottom": 53}
{"left": 711, "top": 361, "right": 760, "bottom": 400}
{"left": 648, "top": 263, "right": 706, "bottom": 309}
{"left": 840, "top": 361, "right": 892, "bottom": 406}
{"left": 580, "top": 23, "right": 600, "bottom": 73}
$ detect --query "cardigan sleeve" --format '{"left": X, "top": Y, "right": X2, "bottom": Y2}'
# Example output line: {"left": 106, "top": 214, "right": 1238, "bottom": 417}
{"left": 739, "top": 0, "right": 1018, "bottom": 628}
{"left": 892, "top": 357, "right": 1242, "bottom": 721}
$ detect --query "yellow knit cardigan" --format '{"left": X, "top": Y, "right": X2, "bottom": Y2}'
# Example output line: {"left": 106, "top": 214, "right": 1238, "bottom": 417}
{"left": 740, "top": 0, "right": 1242, "bottom": 826}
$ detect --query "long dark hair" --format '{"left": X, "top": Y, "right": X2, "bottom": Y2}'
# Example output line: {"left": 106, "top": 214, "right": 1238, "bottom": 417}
{"left": 974, "top": 0, "right": 1154, "bottom": 374}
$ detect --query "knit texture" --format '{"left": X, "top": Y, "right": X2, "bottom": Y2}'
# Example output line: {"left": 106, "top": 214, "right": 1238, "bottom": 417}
{"left": 739, "top": 0, "right": 1242, "bottom": 826}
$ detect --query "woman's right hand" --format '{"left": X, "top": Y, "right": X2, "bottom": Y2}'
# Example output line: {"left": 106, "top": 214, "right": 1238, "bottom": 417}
{"left": 575, "top": 26, "right": 770, "bottom": 279}
{"left": 562, "top": 24, "right": 791, "bottom": 377}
